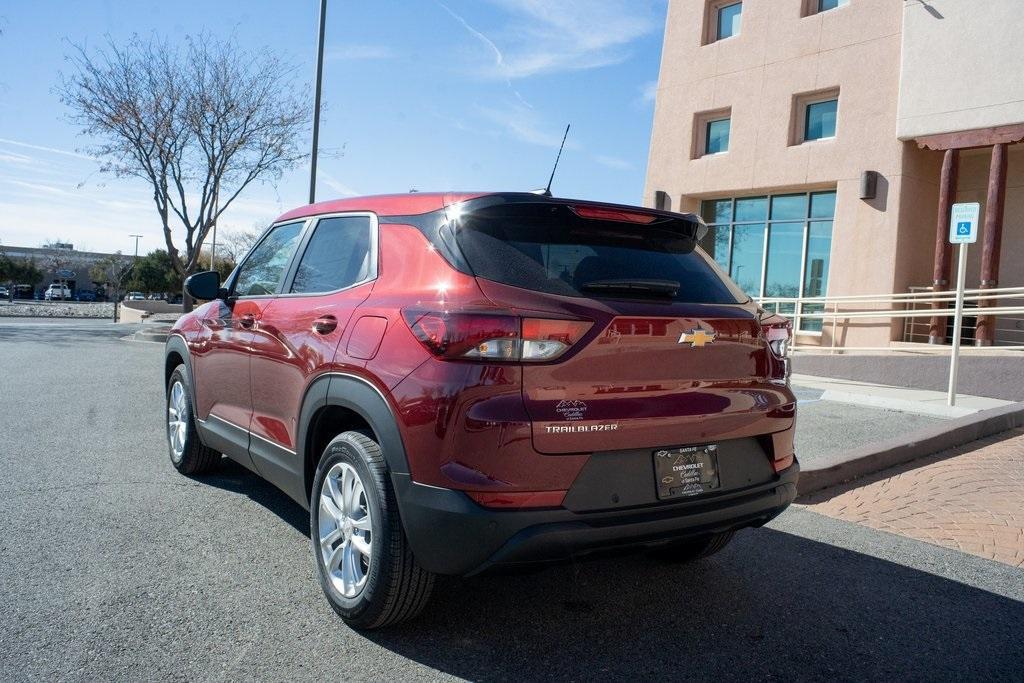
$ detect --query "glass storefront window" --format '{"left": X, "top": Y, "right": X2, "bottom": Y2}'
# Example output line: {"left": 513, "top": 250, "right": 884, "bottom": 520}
{"left": 701, "top": 198, "right": 732, "bottom": 225}
{"left": 734, "top": 196, "right": 767, "bottom": 222}
{"left": 764, "top": 223, "right": 803, "bottom": 297}
{"left": 770, "top": 194, "right": 807, "bottom": 221}
{"left": 729, "top": 223, "right": 765, "bottom": 297}
{"left": 699, "top": 190, "right": 836, "bottom": 332}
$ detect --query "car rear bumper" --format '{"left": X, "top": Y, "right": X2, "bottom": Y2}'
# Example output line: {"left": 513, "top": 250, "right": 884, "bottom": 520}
{"left": 393, "top": 461, "right": 799, "bottom": 576}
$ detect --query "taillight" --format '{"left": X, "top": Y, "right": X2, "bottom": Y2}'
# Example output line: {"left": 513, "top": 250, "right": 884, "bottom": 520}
{"left": 760, "top": 314, "right": 792, "bottom": 381}
{"left": 402, "top": 310, "right": 592, "bottom": 362}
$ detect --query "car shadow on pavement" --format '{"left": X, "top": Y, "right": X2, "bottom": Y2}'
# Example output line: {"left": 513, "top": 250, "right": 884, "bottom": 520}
{"left": 198, "top": 458, "right": 310, "bottom": 536}
{"left": 363, "top": 525, "right": 1023, "bottom": 680}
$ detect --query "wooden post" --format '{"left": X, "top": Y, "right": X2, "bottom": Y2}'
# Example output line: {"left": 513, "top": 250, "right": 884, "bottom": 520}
{"left": 976, "top": 143, "right": 1008, "bottom": 345}
{"left": 928, "top": 148, "right": 959, "bottom": 344}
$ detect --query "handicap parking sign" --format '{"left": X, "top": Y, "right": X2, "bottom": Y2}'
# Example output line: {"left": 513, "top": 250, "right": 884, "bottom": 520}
{"left": 949, "top": 203, "right": 980, "bottom": 244}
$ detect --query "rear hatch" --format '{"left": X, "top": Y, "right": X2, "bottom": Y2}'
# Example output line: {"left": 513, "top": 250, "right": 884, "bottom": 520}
{"left": 453, "top": 196, "right": 792, "bottom": 455}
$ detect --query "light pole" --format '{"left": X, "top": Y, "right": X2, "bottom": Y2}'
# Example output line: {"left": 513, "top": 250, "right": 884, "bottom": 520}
{"left": 309, "top": 0, "right": 328, "bottom": 205}
{"left": 129, "top": 234, "right": 143, "bottom": 259}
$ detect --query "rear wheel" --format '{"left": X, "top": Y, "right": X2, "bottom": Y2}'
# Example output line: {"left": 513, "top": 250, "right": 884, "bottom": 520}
{"left": 311, "top": 431, "right": 434, "bottom": 629}
{"left": 649, "top": 530, "right": 735, "bottom": 563}
{"left": 166, "top": 365, "right": 219, "bottom": 475}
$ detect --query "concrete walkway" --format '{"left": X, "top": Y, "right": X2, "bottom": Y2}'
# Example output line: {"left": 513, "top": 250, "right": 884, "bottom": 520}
{"left": 792, "top": 373, "right": 1012, "bottom": 418}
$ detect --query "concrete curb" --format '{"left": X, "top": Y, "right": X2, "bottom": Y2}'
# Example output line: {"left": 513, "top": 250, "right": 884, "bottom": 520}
{"left": 797, "top": 401, "right": 1024, "bottom": 497}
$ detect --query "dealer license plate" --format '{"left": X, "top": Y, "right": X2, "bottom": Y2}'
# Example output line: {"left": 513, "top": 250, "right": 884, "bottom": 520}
{"left": 653, "top": 444, "right": 721, "bottom": 500}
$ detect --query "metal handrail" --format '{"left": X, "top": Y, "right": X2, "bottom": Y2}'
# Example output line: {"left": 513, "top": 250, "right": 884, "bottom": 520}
{"left": 756, "top": 284, "right": 1024, "bottom": 349}
{"left": 758, "top": 284, "right": 1024, "bottom": 304}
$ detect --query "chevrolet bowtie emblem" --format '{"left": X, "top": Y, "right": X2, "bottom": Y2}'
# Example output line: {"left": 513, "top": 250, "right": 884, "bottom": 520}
{"left": 678, "top": 329, "right": 716, "bottom": 347}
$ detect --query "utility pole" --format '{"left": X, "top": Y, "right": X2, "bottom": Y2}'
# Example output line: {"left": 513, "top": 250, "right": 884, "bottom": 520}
{"left": 309, "top": 0, "right": 328, "bottom": 205}
{"left": 129, "top": 234, "right": 143, "bottom": 259}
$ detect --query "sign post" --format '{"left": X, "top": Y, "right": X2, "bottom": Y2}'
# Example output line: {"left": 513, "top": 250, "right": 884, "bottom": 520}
{"left": 946, "top": 202, "right": 980, "bottom": 407}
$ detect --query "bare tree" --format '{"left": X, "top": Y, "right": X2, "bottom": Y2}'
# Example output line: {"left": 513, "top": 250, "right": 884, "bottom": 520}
{"left": 59, "top": 34, "right": 308, "bottom": 309}
{"left": 217, "top": 225, "right": 264, "bottom": 265}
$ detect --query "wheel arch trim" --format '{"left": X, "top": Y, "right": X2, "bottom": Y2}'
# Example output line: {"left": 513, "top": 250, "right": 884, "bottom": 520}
{"left": 298, "top": 371, "right": 412, "bottom": 500}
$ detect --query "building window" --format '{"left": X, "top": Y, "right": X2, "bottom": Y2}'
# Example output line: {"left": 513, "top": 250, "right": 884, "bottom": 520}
{"left": 805, "top": 100, "right": 838, "bottom": 140}
{"left": 717, "top": 2, "right": 742, "bottom": 40}
{"left": 692, "top": 108, "right": 731, "bottom": 158}
{"left": 802, "top": 0, "right": 849, "bottom": 16}
{"left": 704, "top": 1, "right": 741, "bottom": 44}
{"left": 699, "top": 190, "right": 836, "bottom": 332}
{"left": 818, "top": 0, "right": 848, "bottom": 12}
{"left": 706, "top": 118, "right": 730, "bottom": 154}
{"left": 791, "top": 89, "right": 839, "bottom": 144}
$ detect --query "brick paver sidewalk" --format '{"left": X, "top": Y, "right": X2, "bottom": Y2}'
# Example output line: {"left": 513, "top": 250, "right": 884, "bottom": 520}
{"left": 801, "top": 428, "right": 1024, "bottom": 567}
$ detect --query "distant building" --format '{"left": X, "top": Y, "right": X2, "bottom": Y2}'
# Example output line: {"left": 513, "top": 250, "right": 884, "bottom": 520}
{"left": 645, "top": 0, "right": 1023, "bottom": 347}
{"left": 3, "top": 244, "right": 131, "bottom": 296}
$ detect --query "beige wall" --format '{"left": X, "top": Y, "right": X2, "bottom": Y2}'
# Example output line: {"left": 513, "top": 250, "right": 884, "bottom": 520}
{"left": 645, "top": 0, "right": 906, "bottom": 346}
{"left": 898, "top": 0, "right": 1024, "bottom": 139}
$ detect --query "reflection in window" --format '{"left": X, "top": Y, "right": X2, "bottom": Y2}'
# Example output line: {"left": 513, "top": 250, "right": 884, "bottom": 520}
{"left": 705, "top": 118, "right": 730, "bottom": 154}
{"left": 764, "top": 223, "right": 803, "bottom": 297}
{"left": 699, "top": 190, "right": 836, "bottom": 331}
{"left": 800, "top": 220, "right": 834, "bottom": 331}
{"left": 291, "top": 216, "right": 373, "bottom": 293}
{"left": 730, "top": 223, "right": 765, "bottom": 297}
{"left": 233, "top": 221, "right": 304, "bottom": 296}
{"left": 717, "top": 2, "right": 742, "bottom": 40}
{"left": 698, "top": 225, "right": 731, "bottom": 272}
{"left": 818, "top": 0, "right": 848, "bottom": 11}
{"left": 805, "top": 99, "right": 838, "bottom": 140}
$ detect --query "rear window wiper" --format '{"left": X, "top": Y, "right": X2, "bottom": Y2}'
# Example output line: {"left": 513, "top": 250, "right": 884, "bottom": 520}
{"left": 581, "top": 279, "right": 680, "bottom": 297}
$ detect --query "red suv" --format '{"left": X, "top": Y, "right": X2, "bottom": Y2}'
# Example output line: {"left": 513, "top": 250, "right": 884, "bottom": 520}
{"left": 165, "top": 192, "right": 798, "bottom": 629}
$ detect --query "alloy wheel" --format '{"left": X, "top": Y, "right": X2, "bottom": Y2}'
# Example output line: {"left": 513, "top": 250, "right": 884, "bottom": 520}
{"left": 318, "top": 462, "right": 373, "bottom": 598}
{"left": 167, "top": 380, "right": 187, "bottom": 463}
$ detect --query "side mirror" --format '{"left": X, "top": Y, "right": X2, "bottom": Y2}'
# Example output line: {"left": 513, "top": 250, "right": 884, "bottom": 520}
{"left": 184, "top": 270, "right": 222, "bottom": 301}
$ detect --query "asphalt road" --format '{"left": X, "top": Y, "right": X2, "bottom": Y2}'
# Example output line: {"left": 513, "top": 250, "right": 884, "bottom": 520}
{"left": 1, "top": 320, "right": 1021, "bottom": 681}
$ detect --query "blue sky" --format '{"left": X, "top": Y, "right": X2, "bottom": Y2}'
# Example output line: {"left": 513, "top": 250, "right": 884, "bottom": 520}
{"left": 0, "top": 0, "right": 667, "bottom": 254}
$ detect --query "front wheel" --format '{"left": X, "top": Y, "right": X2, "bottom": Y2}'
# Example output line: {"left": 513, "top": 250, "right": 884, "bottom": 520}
{"left": 166, "top": 365, "right": 219, "bottom": 475}
{"left": 311, "top": 431, "right": 434, "bottom": 629}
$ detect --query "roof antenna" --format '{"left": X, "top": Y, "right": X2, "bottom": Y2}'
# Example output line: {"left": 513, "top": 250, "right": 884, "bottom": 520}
{"left": 541, "top": 124, "right": 570, "bottom": 197}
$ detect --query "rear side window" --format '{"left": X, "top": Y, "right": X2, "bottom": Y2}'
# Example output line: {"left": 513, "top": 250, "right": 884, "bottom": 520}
{"left": 290, "top": 215, "right": 373, "bottom": 293}
{"left": 234, "top": 221, "right": 304, "bottom": 296}
{"left": 454, "top": 203, "right": 745, "bottom": 304}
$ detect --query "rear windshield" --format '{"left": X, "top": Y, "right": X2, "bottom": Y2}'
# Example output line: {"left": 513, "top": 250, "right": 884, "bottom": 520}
{"left": 455, "top": 203, "right": 745, "bottom": 304}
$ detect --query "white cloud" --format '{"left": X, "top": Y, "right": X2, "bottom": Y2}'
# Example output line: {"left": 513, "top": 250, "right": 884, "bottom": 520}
{"left": 478, "top": 0, "right": 664, "bottom": 79}
{"left": 476, "top": 104, "right": 571, "bottom": 148}
{"left": 326, "top": 44, "right": 394, "bottom": 61}
{"left": 436, "top": 2, "right": 532, "bottom": 108}
{"left": 640, "top": 80, "right": 658, "bottom": 104}
{"left": 0, "top": 137, "right": 94, "bottom": 161}
{"left": 592, "top": 154, "right": 633, "bottom": 171}
{"left": 319, "top": 172, "right": 360, "bottom": 198}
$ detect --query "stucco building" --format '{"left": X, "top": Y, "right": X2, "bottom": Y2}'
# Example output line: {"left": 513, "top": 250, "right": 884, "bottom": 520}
{"left": 645, "top": 0, "right": 1024, "bottom": 347}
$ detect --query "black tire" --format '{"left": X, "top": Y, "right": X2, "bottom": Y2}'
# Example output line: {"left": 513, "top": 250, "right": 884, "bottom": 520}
{"left": 310, "top": 431, "right": 434, "bottom": 630}
{"left": 165, "top": 364, "right": 219, "bottom": 475}
{"left": 649, "top": 530, "right": 736, "bottom": 563}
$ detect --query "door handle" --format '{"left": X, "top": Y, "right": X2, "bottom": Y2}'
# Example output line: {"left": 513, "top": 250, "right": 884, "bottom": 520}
{"left": 238, "top": 313, "right": 256, "bottom": 329}
{"left": 312, "top": 315, "right": 338, "bottom": 335}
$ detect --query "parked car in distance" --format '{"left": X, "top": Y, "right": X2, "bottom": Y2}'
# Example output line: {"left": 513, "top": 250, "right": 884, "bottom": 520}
{"left": 12, "top": 285, "right": 35, "bottom": 300}
{"left": 0, "top": 286, "right": 9, "bottom": 299}
{"left": 125, "top": 291, "right": 146, "bottom": 301}
{"left": 76, "top": 289, "right": 97, "bottom": 302}
{"left": 164, "top": 192, "right": 798, "bottom": 630}
{"left": 44, "top": 284, "right": 72, "bottom": 300}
